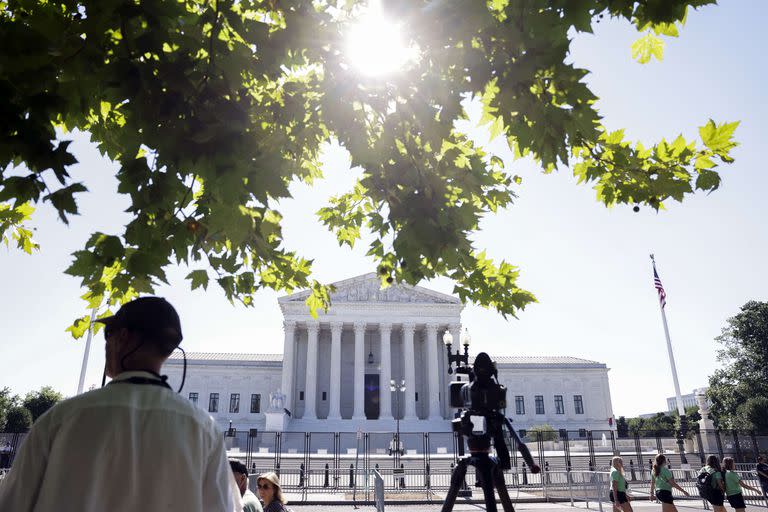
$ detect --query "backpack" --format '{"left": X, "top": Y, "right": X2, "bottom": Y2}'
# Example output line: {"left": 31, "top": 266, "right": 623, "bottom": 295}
{"left": 696, "top": 469, "right": 718, "bottom": 501}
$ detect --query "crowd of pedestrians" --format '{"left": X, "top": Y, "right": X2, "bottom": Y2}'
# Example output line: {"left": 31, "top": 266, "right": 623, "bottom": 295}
{"left": 609, "top": 453, "right": 767, "bottom": 512}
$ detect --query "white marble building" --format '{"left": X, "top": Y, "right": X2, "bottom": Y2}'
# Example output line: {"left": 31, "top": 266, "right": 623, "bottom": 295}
{"left": 164, "top": 274, "right": 615, "bottom": 434}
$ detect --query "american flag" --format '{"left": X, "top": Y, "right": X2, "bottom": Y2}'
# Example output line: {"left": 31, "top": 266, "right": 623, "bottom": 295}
{"left": 653, "top": 266, "right": 667, "bottom": 308}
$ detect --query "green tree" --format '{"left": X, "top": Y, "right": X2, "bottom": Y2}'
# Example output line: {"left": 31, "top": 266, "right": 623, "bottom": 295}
{"left": 527, "top": 424, "right": 559, "bottom": 442}
{"left": 708, "top": 301, "right": 768, "bottom": 430}
{"left": 5, "top": 406, "right": 32, "bottom": 432}
{"left": 616, "top": 416, "right": 629, "bottom": 438}
{"left": 627, "top": 417, "right": 645, "bottom": 435}
{"left": 669, "top": 405, "right": 701, "bottom": 434}
{"left": 0, "top": 387, "right": 18, "bottom": 431}
{"left": 22, "top": 386, "right": 64, "bottom": 422}
{"left": 0, "top": 1, "right": 739, "bottom": 334}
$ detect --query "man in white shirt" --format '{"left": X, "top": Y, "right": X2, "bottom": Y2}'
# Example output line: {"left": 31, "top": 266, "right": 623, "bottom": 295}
{"left": 0, "top": 296, "right": 235, "bottom": 512}
{"left": 230, "top": 459, "right": 264, "bottom": 512}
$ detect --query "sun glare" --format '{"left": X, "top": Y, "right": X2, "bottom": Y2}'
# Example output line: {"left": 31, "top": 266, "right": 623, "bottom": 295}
{"left": 345, "top": 7, "right": 417, "bottom": 77}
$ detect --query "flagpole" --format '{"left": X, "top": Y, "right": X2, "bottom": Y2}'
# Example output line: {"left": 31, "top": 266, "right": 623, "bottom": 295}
{"left": 77, "top": 307, "right": 98, "bottom": 395}
{"left": 650, "top": 254, "right": 686, "bottom": 417}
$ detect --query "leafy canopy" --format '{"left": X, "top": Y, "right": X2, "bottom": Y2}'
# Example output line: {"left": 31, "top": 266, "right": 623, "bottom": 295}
{"left": 0, "top": 0, "right": 738, "bottom": 335}
{"left": 708, "top": 301, "right": 768, "bottom": 430}
{"left": 22, "top": 386, "right": 64, "bottom": 422}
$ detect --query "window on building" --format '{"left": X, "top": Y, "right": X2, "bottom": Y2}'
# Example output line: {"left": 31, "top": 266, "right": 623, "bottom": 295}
{"left": 518, "top": 429, "right": 527, "bottom": 438}
{"left": 188, "top": 392, "right": 198, "bottom": 405}
{"left": 555, "top": 395, "right": 564, "bottom": 414}
{"left": 574, "top": 395, "right": 584, "bottom": 414}
{"left": 578, "top": 429, "right": 587, "bottom": 438}
{"left": 415, "top": 392, "right": 419, "bottom": 402}
{"left": 322, "top": 391, "right": 327, "bottom": 401}
{"left": 208, "top": 393, "right": 219, "bottom": 413}
{"left": 515, "top": 396, "right": 525, "bottom": 415}
{"left": 299, "top": 391, "right": 304, "bottom": 401}
{"left": 535, "top": 395, "right": 545, "bottom": 414}
{"left": 250, "top": 394, "right": 260, "bottom": 414}
{"left": 229, "top": 393, "right": 240, "bottom": 414}
{"left": 558, "top": 428, "right": 567, "bottom": 438}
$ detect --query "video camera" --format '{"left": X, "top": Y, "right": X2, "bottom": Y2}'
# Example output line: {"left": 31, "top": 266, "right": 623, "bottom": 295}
{"left": 449, "top": 352, "right": 537, "bottom": 473}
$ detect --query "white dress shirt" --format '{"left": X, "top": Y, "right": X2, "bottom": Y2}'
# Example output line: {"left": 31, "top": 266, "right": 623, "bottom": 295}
{"left": 0, "top": 371, "right": 235, "bottom": 512}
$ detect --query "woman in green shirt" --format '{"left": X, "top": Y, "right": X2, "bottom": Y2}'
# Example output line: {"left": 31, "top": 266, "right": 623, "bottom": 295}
{"left": 701, "top": 455, "right": 727, "bottom": 512}
{"left": 723, "top": 457, "right": 760, "bottom": 512}
{"left": 610, "top": 456, "right": 633, "bottom": 512}
{"left": 650, "top": 454, "right": 689, "bottom": 512}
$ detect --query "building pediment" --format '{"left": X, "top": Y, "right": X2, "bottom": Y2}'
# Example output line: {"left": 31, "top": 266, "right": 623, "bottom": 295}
{"left": 278, "top": 273, "right": 460, "bottom": 305}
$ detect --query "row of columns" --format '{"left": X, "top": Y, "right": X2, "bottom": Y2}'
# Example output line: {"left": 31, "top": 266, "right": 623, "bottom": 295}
{"left": 281, "top": 321, "right": 461, "bottom": 421}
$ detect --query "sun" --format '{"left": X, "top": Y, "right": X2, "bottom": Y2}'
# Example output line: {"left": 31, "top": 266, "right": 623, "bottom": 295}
{"left": 345, "top": 6, "right": 417, "bottom": 77}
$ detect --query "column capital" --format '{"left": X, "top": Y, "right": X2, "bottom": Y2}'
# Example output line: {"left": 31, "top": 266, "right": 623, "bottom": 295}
{"left": 402, "top": 322, "right": 416, "bottom": 334}
{"left": 426, "top": 323, "right": 440, "bottom": 334}
{"left": 379, "top": 323, "right": 392, "bottom": 334}
{"left": 353, "top": 321, "right": 366, "bottom": 332}
{"left": 283, "top": 320, "right": 296, "bottom": 331}
{"left": 306, "top": 321, "right": 319, "bottom": 333}
{"left": 330, "top": 321, "right": 344, "bottom": 334}
{"left": 449, "top": 323, "right": 462, "bottom": 332}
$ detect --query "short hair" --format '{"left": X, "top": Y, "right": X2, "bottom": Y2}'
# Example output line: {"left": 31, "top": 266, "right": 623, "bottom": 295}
{"left": 723, "top": 457, "right": 735, "bottom": 470}
{"left": 229, "top": 460, "right": 248, "bottom": 476}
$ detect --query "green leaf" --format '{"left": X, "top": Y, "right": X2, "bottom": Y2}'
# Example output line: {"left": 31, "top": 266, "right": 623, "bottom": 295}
{"left": 699, "top": 120, "right": 740, "bottom": 153}
{"left": 187, "top": 269, "right": 210, "bottom": 290}
{"left": 631, "top": 32, "right": 665, "bottom": 64}
{"left": 65, "top": 315, "right": 91, "bottom": 339}
{"left": 695, "top": 169, "right": 721, "bottom": 191}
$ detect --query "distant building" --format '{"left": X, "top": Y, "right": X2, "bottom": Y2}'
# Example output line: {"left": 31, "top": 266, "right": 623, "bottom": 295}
{"left": 164, "top": 273, "right": 616, "bottom": 433}
{"left": 666, "top": 387, "right": 708, "bottom": 412}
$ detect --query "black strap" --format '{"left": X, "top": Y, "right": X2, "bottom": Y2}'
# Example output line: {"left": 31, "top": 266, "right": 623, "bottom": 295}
{"left": 109, "top": 375, "right": 172, "bottom": 390}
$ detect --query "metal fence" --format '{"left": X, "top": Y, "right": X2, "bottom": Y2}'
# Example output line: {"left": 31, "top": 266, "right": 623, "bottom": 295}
{"left": 220, "top": 428, "right": 768, "bottom": 474}
{"left": 3, "top": 427, "right": 768, "bottom": 504}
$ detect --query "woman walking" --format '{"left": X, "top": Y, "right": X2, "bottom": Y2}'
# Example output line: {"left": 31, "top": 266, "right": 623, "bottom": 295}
{"left": 650, "top": 454, "right": 689, "bottom": 511}
{"left": 257, "top": 472, "right": 290, "bottom": 512}
{"left": 700, "top": 455, "right": 727, "bottom": 512}
{"left": 611, "top": 456, "right": 634, "bottom": 512}
{"left": 723, "top": 457, "right": 760, "bottom": 512}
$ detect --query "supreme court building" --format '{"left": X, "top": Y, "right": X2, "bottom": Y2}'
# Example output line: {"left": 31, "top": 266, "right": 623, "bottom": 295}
{"left": 163, "top": 274, "right": 615, "bottom": 433}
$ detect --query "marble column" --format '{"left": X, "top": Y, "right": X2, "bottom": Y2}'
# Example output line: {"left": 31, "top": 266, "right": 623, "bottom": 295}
{"left": 280, "top": 320, "right": 296, "bottom": 412}
{"left": 379, "top": 323, "right": 393, "bottom": 419}
{"left": 402, "top": 323, "right": 417, "bottom": 420}
{"left": 426, "top": 323, "right": 441, "bottom": 419}
{"left": 328, "top": 322, "right": 343, "bottom": 419}
{"left": 352, "top": 321, "right": 366, "bottom": 420}
{"left": 303, "top": 322, "right": 319, "bottom": 419}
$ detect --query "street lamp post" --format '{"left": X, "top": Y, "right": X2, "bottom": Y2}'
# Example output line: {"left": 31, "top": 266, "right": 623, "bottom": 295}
{"left": 443, "top": 328, "right": 473, "bottom": 498}
{"left": 389, "top": 379, "right": 406, "bottom": 467}
{"left": 443, "top": 328, "right": 471, "bottom": 372}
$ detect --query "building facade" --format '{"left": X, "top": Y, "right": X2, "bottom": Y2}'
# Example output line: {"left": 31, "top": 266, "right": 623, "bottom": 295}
{"left": 163, "top": 274, "right": 615, "bottom": 433}
{"left": 666, "top": 387, "right": 709, "bottom": 412}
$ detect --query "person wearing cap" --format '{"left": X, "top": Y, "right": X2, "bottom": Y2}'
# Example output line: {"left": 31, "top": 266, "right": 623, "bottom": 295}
{"left": 230, "top": 460, "right": 263, "bottom": 512}
{"left": 0, "top": 296, "right": 236, "bottom": 511}
{"left": 257, "top": 472, "right": 290, "bottom": 512}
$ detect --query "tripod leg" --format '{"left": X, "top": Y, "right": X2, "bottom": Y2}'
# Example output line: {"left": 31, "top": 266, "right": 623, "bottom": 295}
{"left": 476, "top": 457, "right": 498, "bottom": 512}
{"left": 492, "top": 464, "right": 516, "bottom": 512}
{"left": 441, "top": 458, "right": 468, "bottom": 512}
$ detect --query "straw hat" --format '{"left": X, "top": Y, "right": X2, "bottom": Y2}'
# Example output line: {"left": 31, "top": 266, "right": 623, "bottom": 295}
{"left": 257, "top": 472, "right": 285, "bottom": 504}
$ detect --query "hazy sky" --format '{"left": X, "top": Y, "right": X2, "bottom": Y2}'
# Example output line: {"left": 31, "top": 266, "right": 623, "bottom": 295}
{"left": 1, "top": 1, "right": 765, "bottom": 418}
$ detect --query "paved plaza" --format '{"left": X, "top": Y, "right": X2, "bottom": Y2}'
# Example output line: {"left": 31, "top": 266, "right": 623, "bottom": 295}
{"left": 286, "top": 500, "right": 723, "bottom": 512}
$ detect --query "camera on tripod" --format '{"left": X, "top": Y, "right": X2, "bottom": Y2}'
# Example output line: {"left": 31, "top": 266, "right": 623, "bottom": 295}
{"left": 448, "top": 352, "right": 512, "bottom": 469}
{"left": 441, "top": 335, "right": 540, "bottom": 512}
